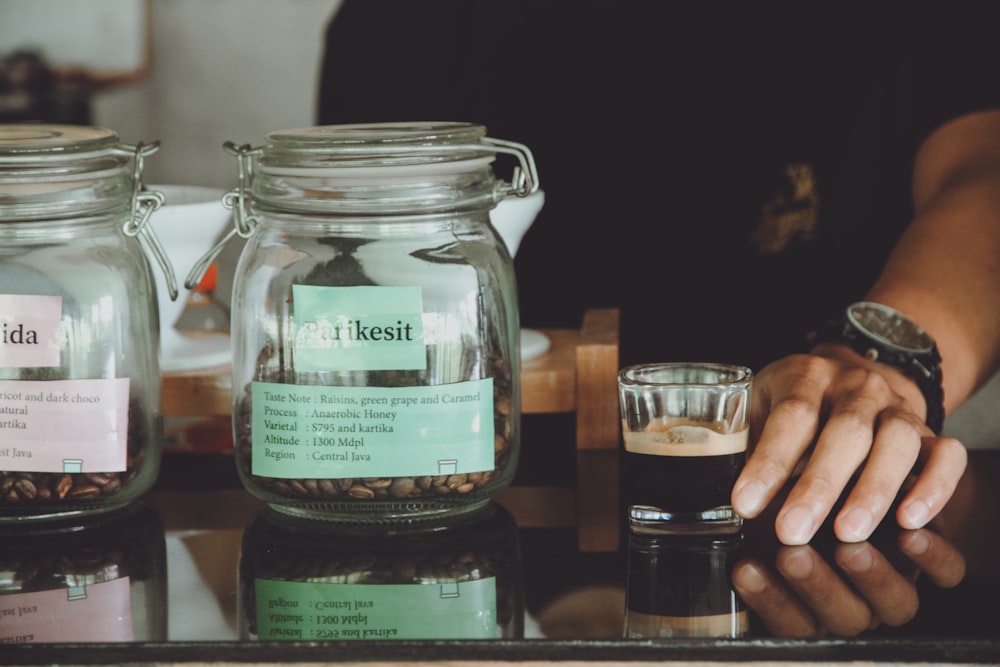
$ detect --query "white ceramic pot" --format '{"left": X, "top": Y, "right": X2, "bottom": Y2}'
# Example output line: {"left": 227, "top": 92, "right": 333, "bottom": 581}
{"left": 490, "top": 189, "right": 549, "bottom": 360}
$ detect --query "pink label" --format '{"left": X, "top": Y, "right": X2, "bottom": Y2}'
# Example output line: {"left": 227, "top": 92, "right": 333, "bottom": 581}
{"left": 0, "top": 577, "right": 134, "bottom": 644}
{"left": 0, "top": 378, "right": 130, "bottom": 472}
{"left": 0, "top": 294, "right": 62, "bottom": 368}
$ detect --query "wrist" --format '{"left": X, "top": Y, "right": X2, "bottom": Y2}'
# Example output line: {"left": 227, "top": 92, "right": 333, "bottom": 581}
{"left": 809, "top": 302, "right": 945, "bottom": 433}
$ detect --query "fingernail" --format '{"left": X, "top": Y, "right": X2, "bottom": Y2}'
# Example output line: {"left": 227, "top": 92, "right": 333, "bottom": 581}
{"left": 840, "top": 507, "right": 875, "bottom": 542}
{"left": 779, "top": 506, "right": 815, "bottom": 545}
{"left": 782, "top": 548, "right": 815, "bottom": 579}
{"left": 841, "top": 544, "right": 876, "bottom": 573}
{"left": 735, "top": 562, "right": 766, "bottom": 593}
{"left": 734, "top": 480, "right": 767, "bottom": 515}
{"left": 901, "top": 530, "right": 931, "bottom": 556}
{"left": 900, "top": 500, "right": 930, "bottom": 528}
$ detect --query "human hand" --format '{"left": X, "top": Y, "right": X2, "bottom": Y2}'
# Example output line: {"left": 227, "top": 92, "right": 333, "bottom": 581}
{"left": 731, "top": 527, "right": 965, "bottom": 637}
{"left": 731, "top": 348, "right": 968, "bottom": 545}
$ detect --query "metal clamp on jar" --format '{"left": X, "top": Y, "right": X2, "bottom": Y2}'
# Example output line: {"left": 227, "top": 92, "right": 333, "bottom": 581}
{"left": 203, "top": 122, "right": 539, "bottom": 525}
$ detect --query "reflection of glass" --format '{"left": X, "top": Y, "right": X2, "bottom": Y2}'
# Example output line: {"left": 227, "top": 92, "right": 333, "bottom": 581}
{"left": 238, "top": 503, "right": 523, "bottom": 640}
{"left": 0, "top": 502, "right": 167, "bottom": 644}
{"left": 624, "top": 533, "right": 748, "bottom": 639}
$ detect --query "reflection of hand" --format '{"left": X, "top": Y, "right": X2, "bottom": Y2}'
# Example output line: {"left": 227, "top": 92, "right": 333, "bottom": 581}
{"left": 731, "top": 528, "right": 965, "bottom": 637}
{"left": 732, "top": 349, "right": 968, "bottom": 545}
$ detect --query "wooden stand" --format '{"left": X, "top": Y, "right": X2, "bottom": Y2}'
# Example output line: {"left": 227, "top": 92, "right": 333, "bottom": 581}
{"left": 161, "top": 308, "right": 621, "bottom": 551}
{"left": 508, "top": 308, "right": 621, "bottom": 551}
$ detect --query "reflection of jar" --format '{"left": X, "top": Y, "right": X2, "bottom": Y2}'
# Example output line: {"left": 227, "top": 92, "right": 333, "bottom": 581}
{"left": 220, "top": 122, "right": 538, "bottom": 524}
{"left": 624, "top": 534, "right": 748, "bottom": 638}
{"left": 0, "top": 124, "right": 171, "bottom": 521}
{"left": 237, "top": 502, "right": 523, "bottom": 640}
{"left": 0, "top": 502, "right": 167, "bottom": 643}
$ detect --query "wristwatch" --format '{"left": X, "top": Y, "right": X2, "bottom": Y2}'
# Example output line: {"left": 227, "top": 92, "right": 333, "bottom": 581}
{"left": 811, "top": 301, "right": 945, "bottom": 434}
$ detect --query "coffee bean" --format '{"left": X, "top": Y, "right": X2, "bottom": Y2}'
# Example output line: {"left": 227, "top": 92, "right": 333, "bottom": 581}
{"left": 388, "top": 477, "right": 415, "bottom": 497}
{"left": 55, "top": 475, "right": 73, "bottom": 499}
{"left": 446, "top": 474, "right": 467, "bottom": 490}
{"left": 317, "top": 478, "right": 340, "bottom": 496}
{"left": 13, "top": 479, "right": 37, "bottom": 501}
{"left": 288, "top": 479, "right": 311, "bottom": 496}
{"left": 67, "top": 485, "right": 103, "bottom": 500}
{"left": 347, "top": 485, "right": 375, "bottom": 499}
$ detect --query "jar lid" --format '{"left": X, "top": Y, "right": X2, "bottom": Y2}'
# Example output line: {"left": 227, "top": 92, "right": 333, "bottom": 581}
{"left": 245, "top": 121, "right": 541, "bottom": 216}
{"left": 0, "top": 123, "right": 135, "bottom": 221}
{"left": 0, "top": 124, "right": 120, "bottom": 157}
{"left": 261, "top": 121, "right": 495, "bottom": 172}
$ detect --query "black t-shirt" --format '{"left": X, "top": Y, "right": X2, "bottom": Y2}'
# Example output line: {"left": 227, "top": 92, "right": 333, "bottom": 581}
{"left": 317, "top": 1, "right": 1000, "bottom": 371}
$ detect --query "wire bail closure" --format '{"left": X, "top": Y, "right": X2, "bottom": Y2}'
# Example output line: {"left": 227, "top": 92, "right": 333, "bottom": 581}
{"left": 117, "top": 141, "right": 178, "bottom": 302}
{"left": 185, "top": 132, "right": 539, "bottom": 291}
{"left": 483, "top": 137, "right": 540, "bottom": 199}
{"left": 185, "top": 141, "right": 261, "bottom": 291}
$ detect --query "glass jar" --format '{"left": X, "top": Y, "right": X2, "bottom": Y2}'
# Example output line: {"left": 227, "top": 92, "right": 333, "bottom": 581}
{"left": 0, "top": 124, "right": 172, "bottom": 522}
{"left": 221, "top": 122, "right": 538, "bottom": 524}
{"left": 238, "top": 503, "right": 523, "bottom": 640}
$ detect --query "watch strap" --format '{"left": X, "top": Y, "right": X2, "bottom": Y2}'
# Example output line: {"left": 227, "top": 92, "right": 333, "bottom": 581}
{"left": 811, "top": 311, "right": 945, "bottom": 434}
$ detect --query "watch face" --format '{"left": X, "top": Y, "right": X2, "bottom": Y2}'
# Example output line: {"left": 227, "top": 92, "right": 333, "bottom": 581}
{"left": 847, "top": 302, "right": 935, "bottom": 353}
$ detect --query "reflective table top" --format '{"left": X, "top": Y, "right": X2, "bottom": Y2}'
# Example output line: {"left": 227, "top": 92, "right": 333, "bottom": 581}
{"left": 1, "top": 449, "right": 998, "bottom": 666}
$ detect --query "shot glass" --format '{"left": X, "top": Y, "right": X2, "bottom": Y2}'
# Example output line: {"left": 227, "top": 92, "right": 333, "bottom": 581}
{"left": 618, "top": 362, "right": 752, "bottom": 535}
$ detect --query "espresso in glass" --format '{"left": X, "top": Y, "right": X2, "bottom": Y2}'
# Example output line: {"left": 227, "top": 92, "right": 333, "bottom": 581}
{"left": 624, "top": 419, "right": 747, "bottom": 530}
{"left": 618, "top": 363, "right": 752, "bottom": 535}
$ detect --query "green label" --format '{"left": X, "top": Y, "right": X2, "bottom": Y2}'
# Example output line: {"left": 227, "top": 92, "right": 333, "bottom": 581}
{"left": 255, "top": 578, "right": 499, "bottom": 640}
{"left": 293, "top": 285, "right": 426, "bottom": 371}
{"left": 251, "top": 379, "right": 495, "bottom": 478}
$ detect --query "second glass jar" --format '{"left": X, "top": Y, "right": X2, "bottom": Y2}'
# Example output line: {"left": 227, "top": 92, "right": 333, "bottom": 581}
{"left": 224, "top": 122, "right": 537, "bottom": 525}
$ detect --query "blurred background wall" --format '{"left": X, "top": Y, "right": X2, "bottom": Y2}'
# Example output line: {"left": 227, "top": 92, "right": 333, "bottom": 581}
{"left": 1, "top": 0, "right": 340, "bottom": 188}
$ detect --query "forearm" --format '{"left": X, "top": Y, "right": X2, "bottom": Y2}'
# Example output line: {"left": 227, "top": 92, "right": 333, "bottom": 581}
{"left": 864, "top": 111, "right": 1000, "bottom": 414}
{"left": 741, "top": 115, "right": 991, "bottom": 543}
